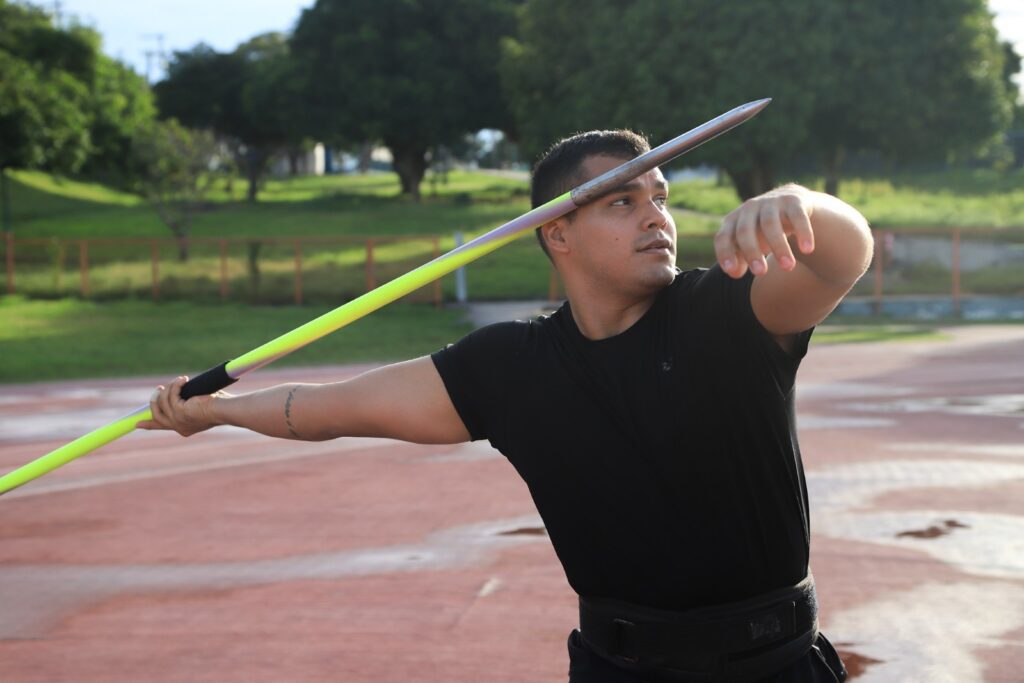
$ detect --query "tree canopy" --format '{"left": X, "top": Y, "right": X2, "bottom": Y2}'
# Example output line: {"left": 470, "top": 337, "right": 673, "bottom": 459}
{"left": 290, "top": 0, "right": 519, "bottom": 200}
{"left": 502, "top": 0, "right": 1019, "bottom": 199}
{"left": 154, "top": 34, "right": 298, "bottom": 201}
{"left": 0, "top": 1, "right": 157, "bottom": 231}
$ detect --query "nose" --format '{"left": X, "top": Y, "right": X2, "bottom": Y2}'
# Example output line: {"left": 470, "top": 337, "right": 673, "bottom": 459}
{"left": 642, "top": 199, "right": 669, "bottom": 231}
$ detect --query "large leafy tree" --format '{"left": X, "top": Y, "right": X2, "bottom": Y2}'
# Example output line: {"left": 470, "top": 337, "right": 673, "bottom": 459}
{"left": 81, "top": 54, "right": 158, "bottom": 185}
{"left": 154, "top": 34, "right": 296, "bottom": 202}
{"left": 808, "top": 0, "right": 1016, "bottom": 194}
{"left": 290, "top": 0, "right": 519, "bottom": 201}
{"left": 0, "top": 1, "right": 93, "bottom": 231}
{"left": 502, "top": 0, "right": 1017, "bottom": 199}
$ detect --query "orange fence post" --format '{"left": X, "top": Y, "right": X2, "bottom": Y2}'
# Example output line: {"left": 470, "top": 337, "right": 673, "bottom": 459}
{"left": 219, "top": 239, "right": 229, "bottom": 300}
{"left": 951, "top": 228, "right": 961, "bottom": 317}
{"left": 365, "top": 239, "right": 376, "bottom": 291}
{"left": 79, "top": 240, "right": 90, "bottom": 298}
{"left": 5, "top": 231, "right": 14, "bottom": 294}
{"left": 432, "top": 237, "right": 442, "bottom": 308}
{"left": 55, "top": 239, "right": 65, "bottom": 292}
{"left": 294, "top": 239, "right": 303, "bottom": 305}
{"left": 151, "top": 239, "right": 160, "bottom": 300}
{"left": 872, "top": 230, "right": 884, "bottom": 316}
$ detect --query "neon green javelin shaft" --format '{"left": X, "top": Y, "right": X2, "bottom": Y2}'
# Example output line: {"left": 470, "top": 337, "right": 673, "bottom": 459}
{"left": 0, "top": 98, "right": 772, "bottom": 496}
{"left": 0, "top": 193, "right": 574, "bottom": 495}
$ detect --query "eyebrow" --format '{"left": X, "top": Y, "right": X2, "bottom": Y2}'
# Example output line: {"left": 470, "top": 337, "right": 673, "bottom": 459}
{"left": 603, "top": 178, "right": 669, "bottom": 197}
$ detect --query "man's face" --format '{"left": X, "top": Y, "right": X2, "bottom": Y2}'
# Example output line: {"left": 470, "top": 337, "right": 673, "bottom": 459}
{"left": 561, "top": 154, "right": 677, "bottom": 295}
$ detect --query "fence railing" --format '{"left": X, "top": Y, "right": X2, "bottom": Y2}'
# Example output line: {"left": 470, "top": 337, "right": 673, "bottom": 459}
{"left": 3, "top": 229, "right": 1023, "bottom": 312}
{"left": 2, "top": 233, "right": 448, "bottom": 306}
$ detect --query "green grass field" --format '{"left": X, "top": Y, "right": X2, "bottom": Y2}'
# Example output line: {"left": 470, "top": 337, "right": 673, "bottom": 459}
{"left": 6, "top": 165, "right": 1023, "bottom": 306}
{"left": 0, "top": 295, "right": 958, "bottom": 384}
{"left": 2, "top": 165, "right": 1022, "bottom": 383}
{"left": 0, "top": 296, "right": 473, "bottom": 383}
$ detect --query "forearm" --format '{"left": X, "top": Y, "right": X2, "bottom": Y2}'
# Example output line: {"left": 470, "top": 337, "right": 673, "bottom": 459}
{"left": 795, "top": 186, "right": 874, "bottom": 287}
{"left": 209, "top": 383, "right": 336, "bottom": 441}
{"left": 144, "top": 357, "right": 470, "bottom": 444}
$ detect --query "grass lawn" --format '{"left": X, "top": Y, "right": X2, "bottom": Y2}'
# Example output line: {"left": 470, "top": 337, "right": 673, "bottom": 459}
{"left": 3, "top": 165, "right": 1024, "bottom": 307}
{"left": 669, "top": 168, "right": 1024, "bottom": 229}
{"left": 0, "top": 296, "right": 473, "bottom": 383}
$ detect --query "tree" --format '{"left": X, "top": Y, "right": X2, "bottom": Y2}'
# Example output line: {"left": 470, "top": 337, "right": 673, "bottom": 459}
{"left": 154, "top": 35, "right": 295, "bottom": 202}
{"left": 0, "top": 1, "right": 94, "bottom": 231}
{"left": 290, "top": 0, "right": 519, "bottom": 201}
{"left": 500, "top": 0, "right": 827, "bottom": 199}
{"left": 129, "top": 119, "right": 219, "bottom": 260}
{"left": 808, "top": 0, "right": 1016, "bottom": 195}
{"left": 501, "top": 0, "right": 1016, "bottom": 200}
{"left": 80, "top": 54, "right": 158, "bottom": 186}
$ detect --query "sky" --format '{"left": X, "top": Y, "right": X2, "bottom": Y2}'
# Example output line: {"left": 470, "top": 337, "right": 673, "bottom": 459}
{"left": 55, "top": 0, "right": 1024, "bottom": 87}
{"left": 57, "top": 0, "right": 314, "bottom": 81}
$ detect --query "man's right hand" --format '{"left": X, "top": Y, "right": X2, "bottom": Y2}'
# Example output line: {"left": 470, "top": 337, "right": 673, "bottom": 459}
{"left": 139, "top": 376, "right": 223, "bottom": 437}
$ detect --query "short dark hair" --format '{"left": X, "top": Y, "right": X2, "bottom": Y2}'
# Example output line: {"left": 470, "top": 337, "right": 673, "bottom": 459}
{"left": 530, "top": 130, "right": 651, "bottom": 258}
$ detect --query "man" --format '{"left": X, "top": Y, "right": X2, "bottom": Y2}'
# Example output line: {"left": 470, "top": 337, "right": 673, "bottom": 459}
{"left": 143, "top": 129, "right": 872, "bottom": 682}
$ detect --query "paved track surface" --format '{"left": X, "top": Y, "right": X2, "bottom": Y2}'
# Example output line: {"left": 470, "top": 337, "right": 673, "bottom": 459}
{"left": 1, "top": 326, "right": 1023, "bottom": 682}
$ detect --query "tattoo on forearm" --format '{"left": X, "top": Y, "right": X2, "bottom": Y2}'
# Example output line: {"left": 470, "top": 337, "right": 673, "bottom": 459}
{"left": 284, "top": 387, "right": 301, "bottom": 439}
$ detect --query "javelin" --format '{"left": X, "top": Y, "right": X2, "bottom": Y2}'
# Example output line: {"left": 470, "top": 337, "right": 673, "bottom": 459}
{"left": 0, "top": 98, "right": 771, "bottom": 496}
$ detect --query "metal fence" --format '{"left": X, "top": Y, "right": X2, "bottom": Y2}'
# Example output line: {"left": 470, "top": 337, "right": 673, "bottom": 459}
{"left": 3, "top": 229, "right": 1023, "bottom": 314}
{"left": 2, "top": 233, "right": 445, "bottom": 306}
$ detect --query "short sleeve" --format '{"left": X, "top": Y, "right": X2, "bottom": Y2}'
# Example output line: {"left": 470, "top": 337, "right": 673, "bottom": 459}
{"left": 430, "top": 322, "right": 523, "bottom": 442}
{"left": 687, "top": 266, "right": 813, "bottom": 397}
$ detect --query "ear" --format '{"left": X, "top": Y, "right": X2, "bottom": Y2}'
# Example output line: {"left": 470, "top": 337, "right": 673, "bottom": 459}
{"left": 540, "top": 217, "right": 573, "bottom": 255}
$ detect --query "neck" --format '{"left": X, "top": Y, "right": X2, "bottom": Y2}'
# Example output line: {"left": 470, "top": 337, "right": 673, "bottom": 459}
{"left": 564, "top": 279, "right": 658, "bottom": 340}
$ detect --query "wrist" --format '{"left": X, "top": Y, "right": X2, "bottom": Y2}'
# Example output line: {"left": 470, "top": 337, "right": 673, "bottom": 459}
{"left": 203, "top": 394, "right": 230, "bottom": 428}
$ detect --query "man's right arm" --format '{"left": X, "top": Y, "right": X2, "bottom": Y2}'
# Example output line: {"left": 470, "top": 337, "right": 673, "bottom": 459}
{"left": 139, "top": 356, "right": 472, "bottom": 445}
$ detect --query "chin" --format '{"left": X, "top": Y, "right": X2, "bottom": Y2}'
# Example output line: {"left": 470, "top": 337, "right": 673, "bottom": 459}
{"left": 637, "top": 265, "right": 676, "bottom": 292}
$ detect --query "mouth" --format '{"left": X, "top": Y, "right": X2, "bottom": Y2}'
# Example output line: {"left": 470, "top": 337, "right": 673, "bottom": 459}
{"left": 638, "top": 238, "right": 674, "bottom": 255}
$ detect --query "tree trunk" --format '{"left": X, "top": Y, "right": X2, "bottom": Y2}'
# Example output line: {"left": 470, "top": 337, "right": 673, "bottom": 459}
{"left": 724, "top": 162, "right": 776, "bottom": 201}
{"left": 175, "top": 234, "right": 189, "bottom": 262}
{"left": 0, "top": 168, "right": 11, "bottom": 234}
{"left": 823, "top": 145, "right": 845, "bottom": 196}
{"left": 389, "top": 144, "right": 428, "bottom": 202}
{"left": 236, "top": 147, "right": 270, "bottom": 203}
{"left": 246, "top": 173, "right": 260, "bottom": 202}
{"left": 357, "top": 143, "right": 373, "bottom": 174}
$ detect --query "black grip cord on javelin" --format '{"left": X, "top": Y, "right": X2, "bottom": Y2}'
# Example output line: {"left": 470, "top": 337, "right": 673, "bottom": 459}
{"left": 179, "top": 361, "right": 238, "bottom": 400}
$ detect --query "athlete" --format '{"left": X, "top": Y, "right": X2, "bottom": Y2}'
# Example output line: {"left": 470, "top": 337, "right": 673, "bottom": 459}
{"left": 143, "top": 130, "right": 872, "bottom": 682}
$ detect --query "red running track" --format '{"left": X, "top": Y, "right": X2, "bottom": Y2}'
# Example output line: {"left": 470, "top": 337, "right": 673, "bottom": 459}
{"left": 1, "top": 326, "right": 1023, "bottom": 681}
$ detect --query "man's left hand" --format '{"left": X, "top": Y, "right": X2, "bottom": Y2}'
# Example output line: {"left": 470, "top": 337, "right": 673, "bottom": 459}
{"left": 714, "top": 184, "right": 816, "bottom": 279}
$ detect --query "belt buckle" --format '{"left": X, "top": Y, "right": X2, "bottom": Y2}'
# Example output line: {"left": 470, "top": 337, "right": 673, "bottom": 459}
{"left": 611, "top": 617, "right": 639, "bottom": 663}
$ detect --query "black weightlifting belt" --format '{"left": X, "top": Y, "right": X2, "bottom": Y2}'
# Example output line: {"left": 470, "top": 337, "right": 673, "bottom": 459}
{"left": 578, "top": 574, "right": 819, "bottom": 682}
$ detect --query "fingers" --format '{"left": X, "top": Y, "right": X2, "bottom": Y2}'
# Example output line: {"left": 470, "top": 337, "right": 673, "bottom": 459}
{"left": 147, "top": 385, "right": 168, "bottom": 430}
{"left": 715, "top": 189, "right": 814, "bottom": 278}
{"left": 784, "top": 201, "right": 815, "bottom": 254}
{"left": 759, "top": 204, "right": 796, "bottom": 270}
{"left": 143, "top": 377, "right": 190, "bottom": 434}
{"left": 715, "top": 213, "right": 747, "bottom": 278}
{"left": 734, "top": 208, "right": 766, "bottom": 276}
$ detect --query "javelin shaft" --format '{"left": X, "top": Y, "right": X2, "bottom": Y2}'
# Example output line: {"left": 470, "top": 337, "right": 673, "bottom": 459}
{"left": 0, "top": 98, "right": 770, "bottom": 497}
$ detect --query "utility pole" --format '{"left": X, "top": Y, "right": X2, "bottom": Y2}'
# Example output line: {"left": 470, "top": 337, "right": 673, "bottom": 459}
{"left": 142, "top": 33, "right": 166, "bottom": 83}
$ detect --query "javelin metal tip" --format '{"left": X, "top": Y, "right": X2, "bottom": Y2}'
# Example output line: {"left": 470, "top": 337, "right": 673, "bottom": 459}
{"left": 740, "top": 98, "right": 772, "bottom": 116}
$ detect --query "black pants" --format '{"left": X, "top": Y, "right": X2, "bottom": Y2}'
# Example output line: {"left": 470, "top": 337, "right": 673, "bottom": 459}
{"left": 567, "top": 629, "right": 848, "bottom": 683}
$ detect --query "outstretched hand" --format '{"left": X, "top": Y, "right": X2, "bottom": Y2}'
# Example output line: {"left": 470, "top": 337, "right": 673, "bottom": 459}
{"left": 138, "top": 376, "right": 225, "bottom": 437}
{"left": 715, "top": 184, "right": 816, "bottom": 279}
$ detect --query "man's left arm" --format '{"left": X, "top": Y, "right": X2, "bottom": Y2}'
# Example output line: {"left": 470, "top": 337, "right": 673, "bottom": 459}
{"left": 713, "top": 184, "right": 874, "bottom": 352}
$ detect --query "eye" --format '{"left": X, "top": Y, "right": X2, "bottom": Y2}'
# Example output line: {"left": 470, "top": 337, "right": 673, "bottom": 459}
{"left": 654, "top": 195, "right": 669, "bottom": 206}
{"left": 610, "top": 196, "right": 631, "bottom": 206}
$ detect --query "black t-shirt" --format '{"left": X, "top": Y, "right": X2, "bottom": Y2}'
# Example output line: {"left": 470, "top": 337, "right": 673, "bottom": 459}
{"left": 431, "top": 266, "right": 813, "bottom": 610}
